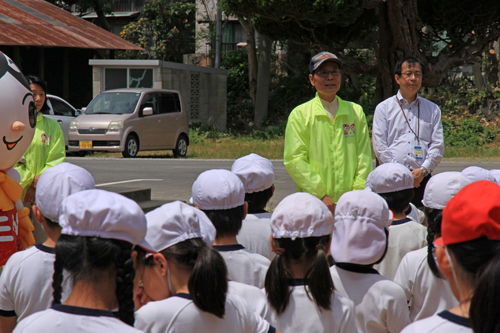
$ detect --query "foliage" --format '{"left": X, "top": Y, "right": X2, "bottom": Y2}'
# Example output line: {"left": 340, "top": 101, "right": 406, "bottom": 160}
{"left": 117, "top": 0, "right": 196, "bottom": 62}
{"left": 46, "top": 0, "right": 111, "bottom": 14}
{"left": 442, "top": 117, "right": 497, "bottom": 147}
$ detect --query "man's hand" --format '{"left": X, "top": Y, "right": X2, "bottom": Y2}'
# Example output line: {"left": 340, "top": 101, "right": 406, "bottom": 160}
{"left": 321, "top": 195, "right": 336, "bottom": 215}
{"left": 24, "top": 186, "right": 36, "bottom": 203}
{"left": 411, "top": 168, "right": 425, "bottom": 188}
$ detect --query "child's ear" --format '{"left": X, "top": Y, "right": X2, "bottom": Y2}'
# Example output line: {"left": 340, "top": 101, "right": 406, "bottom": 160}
{"left": 154, "top": 253, "right": 169, "bottom": 277}
{"left": 436, "top": 246, "right": 453, "bottom": 280}
{"left": 271, "top": 185, "right": 275, "bottom": 198}
{"left": 269, "top": 235, "right": 277, "bottom": 251}
{"left": 32, "top": 205, "right": 46, "bottom": 225}
{"left": 242, "top": 202, "right": 248, "bottom": 220}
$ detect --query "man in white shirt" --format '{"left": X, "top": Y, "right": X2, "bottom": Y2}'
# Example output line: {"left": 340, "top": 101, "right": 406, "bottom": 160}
{"left": 372, "top": 56, "right": 444, "bottom": 208}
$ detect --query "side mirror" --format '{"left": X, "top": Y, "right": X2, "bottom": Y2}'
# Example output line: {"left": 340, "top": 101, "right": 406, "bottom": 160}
{"left": 75, "top": 110, "right": 81, "bottom": 116}
{"left": 80, "top": 107, "right": 87, "bottom": 113}
{"left": 143, "top": 107, "right": 153, "bottom": 116}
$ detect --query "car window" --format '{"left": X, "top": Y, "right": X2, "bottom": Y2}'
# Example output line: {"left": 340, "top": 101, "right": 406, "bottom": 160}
{"left": 49, "top": 97, "right": 75, "bottom": 117}
{"left": 141, "top": 93, "right": 160, "bottom": 115}
{"left": 85, "top": 92, "right": 141, "bottom": 114}
{"left": 160, "top": 93, "right": 179, "bottom": 114}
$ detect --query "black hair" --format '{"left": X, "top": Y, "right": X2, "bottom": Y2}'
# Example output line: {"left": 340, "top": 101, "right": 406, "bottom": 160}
{"left": 264, "top": 236, "right": 333, "bottom": 315}
{"left": 378, "top": 188, "right": 415, "bottom": 214}
{"left": 424, "top": 207, "right": 444, "bottom": 279}
{"left": 26, "top": 75, "right": 49, "bottom": 113}
{"left": 52, "top": 234, "right": 136, "bottom": 326}
{"left": 44, "top": 217, "right": 62, "bottom": 230}
{"left": 245, "top": 186, "right": 273, "bottom": 213}
{"left": 147, "top": 238, "right": 228, "bottom": 318}
{"left": 201, "top": 205, "right": 244, "bottom": 238}
{"left": 394, "top": 57, "right": 425, "bottom": 76}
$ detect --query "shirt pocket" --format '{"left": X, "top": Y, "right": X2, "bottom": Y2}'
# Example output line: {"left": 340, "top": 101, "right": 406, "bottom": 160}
{"left": 420, "top": 122, "right": 433, "bottom": 143}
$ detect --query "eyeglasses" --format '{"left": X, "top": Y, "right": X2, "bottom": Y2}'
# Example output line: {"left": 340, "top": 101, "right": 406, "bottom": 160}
{"left": 401, "top": 72, "right": 422, "bottom": 79}
{"left": 315, "top": 70, "right": 341, "bottom": 78}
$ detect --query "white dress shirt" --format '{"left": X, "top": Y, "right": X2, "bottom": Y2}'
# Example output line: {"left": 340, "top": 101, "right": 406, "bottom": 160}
{"left": 372, "top": 91, "right": 444, "bottom": 172}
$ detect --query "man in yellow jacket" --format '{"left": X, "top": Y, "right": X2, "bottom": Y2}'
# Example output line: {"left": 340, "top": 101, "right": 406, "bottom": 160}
{"left": 284, "top": 52, "right": 373, "bottom": 214}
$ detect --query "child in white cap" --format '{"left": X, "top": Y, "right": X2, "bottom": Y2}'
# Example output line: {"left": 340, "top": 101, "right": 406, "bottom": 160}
{"left": 401, "top": 181, "right": 500, "bottom": 333}
{"left": 394, "top": 172, "right": 469, "bottom": 322}
{"left": 461, "top": 166, "right": 495, "bottom": 183}
{"left": 366, "top": 163, "right": 428, "bottom": 280}
{"left": 265, "top": 192, "right": 356, "bottom": 333}
{"left": 0, "top": 163, "right": 94, "bottom": 331}
{"left": 490, "top": 169, "right": 500, "bottom": 185}
{"left": 330, "top": 190, "right": 410, "bottom": 333}
{"left": 13, "top": 189, "right": 155, "bottom": 333}
{"left": 191, "top": 169, "right": 270, "bottom": 288}
{"left": 135, "top": 201, "right": 276, "bottom": 333}
{"left": 232, "top": 153, "right": 275, "bottom": 260}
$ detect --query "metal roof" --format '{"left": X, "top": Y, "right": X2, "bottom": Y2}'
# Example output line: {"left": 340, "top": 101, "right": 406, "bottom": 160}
{"left": 0, "top": 0, "right": 143, "bottom": 50}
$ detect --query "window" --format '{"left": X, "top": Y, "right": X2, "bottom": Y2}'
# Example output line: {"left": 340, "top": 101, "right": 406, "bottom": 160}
{"left": 160, "top": 93, "right": 179, "bottom": 114}
{"left": 105, "top": 68, "right": 127, "bottom": 90}
{"left": 141, "top": 93, "right": 160, "bottom": 115}
{"left": 49, "top": 97, "right": 75, "bottom": 117}
{"left": 129, "top": 69, "right": 153, "bottom": 88}
{"left": 104, "top": 68, "right": 154, "bottom": 91}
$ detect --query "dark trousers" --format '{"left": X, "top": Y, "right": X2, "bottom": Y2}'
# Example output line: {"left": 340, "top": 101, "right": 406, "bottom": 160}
{"left": 411, "top": 174, "right": 432, "bottom": 208}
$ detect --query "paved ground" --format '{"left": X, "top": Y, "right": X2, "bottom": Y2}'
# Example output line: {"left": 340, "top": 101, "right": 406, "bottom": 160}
{"left": 67, "top": 157, "right": 500, "bottom": 207}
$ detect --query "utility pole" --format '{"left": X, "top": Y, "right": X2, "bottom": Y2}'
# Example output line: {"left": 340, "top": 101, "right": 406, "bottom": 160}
{"left": 214, "top": 0, "right": 222, "bottom": 68}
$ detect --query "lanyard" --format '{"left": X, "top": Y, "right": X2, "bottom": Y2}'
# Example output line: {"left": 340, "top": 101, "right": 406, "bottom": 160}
{"left": 396, "top": 96, "right": 419, "bottom": 142}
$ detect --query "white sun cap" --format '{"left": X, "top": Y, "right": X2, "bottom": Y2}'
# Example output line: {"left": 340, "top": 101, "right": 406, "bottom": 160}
{"left": 59, "top": 189, "right": 155, "bottom": 253}
{"left": 490, "top": 170, "right": 500, "bottom": 185}
{"left": 35, "top": 162, "right": 95, "bottom": 222}
{"left": 191, "top": 169, "right": 245, "bottom": 210}
{"left": 365, "top": 163, "right": 414, "bottom": 193}
{"left": 231, "top": 153, "right": 274, "bottom": 193}
{"left": 145, "top": 201, "right": 216, "bottom": 252}
{"left": 271, "top": 192, "right": 334, "bottom": 240}
{"left": 462, "top": 166, "right": 495, "bottom": 183}
{"left": 331, "top": 190, "right": 393, "bottom": 265}
{"left": 422, "top": 172, "right": 471, "bottom": 210}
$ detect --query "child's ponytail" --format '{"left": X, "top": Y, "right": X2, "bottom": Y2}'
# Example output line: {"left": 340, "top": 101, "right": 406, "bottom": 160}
{"left": 305, "top": 238, "right": 334, "bottom": 311}
{"left": 424, "top": 208, "right": 444, "bottom": 278}
{"left": 265, "top": 250, "right": 291, "bottom": 315}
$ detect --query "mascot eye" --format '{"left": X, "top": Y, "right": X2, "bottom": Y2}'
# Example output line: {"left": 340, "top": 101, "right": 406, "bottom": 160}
{"left": 28, "top": 101, "right": 37, "bottom": 128}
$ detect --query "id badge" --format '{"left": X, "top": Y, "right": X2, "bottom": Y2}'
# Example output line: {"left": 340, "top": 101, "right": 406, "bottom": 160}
{"left": 414, "top": 146, "right": 423, "bottom": 160}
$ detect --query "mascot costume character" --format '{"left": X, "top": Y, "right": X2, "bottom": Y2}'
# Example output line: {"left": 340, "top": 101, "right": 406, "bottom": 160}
{"left": 0, "top": 52, "right": 36, "bottom": 265}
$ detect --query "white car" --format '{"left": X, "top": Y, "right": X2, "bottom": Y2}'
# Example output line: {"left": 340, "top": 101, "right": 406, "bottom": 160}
{"left": 42, "top": 94, "right": 80, "bottom": 150}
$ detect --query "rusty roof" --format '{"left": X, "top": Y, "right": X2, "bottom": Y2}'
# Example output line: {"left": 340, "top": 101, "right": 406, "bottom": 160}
{"left": 0, "top": 0, "right": 143, "bottom": 50}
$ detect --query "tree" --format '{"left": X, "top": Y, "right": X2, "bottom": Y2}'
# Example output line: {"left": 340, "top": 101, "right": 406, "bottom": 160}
{"left": 46, "top": 0, "right": 112, "bottom": 31}
{"left": 119, "top": 0, "right": 196, "bottom": 62}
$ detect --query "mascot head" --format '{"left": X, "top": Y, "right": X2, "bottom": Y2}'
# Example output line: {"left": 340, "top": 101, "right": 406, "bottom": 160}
{"left": 0, "top": 52, "right": 37, "bottom": 172}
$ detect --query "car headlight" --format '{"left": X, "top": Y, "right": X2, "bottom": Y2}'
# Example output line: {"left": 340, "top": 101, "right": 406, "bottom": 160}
{"left": 69, "top": 120, "right": 78, "bottom": 132}
{"left": 108, "top": 121, "right": 123, "bottom": 132}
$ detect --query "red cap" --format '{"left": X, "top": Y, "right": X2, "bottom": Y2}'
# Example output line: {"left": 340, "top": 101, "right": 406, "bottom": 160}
{"left": 435, "top": 181, "right": 500, "bottom": 247}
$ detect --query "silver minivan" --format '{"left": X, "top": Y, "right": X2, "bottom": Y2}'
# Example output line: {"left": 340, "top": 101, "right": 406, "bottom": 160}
{"left": 68, "top": 88, "right": 189, "bottom": 157}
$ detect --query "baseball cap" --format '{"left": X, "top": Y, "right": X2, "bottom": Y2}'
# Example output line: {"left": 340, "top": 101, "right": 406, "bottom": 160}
{"left": 421, "top": 172, "right": 471, "bottom": 210}
{"left": 231, "top": 153, "right": 274, "bottom": 193}
{"left": 59, "top": 189, "right": 155, "bottom": 253}
{"left": 489, "top": 170, "right": 500, "bottom": 185}
{"left": 461, "top": 166, "right": 495, "bottom": 183}
{"left": 365, "top": 163, "right": 414, "bottom": 193}
{"left": 435, "top": 181, "right": 500, "bottom": 247}
{"left": 145, "top": 201, "right": 215, "bottom": 253}
{"left": 271, "top": 192, "right": 334, "bottom": 240}
{"left": 36, "top": 162, "right": 95, "bottom": 222}
{"left": 331, "top": 190, "right": 393, "bottom": 265}
{"left": 309, "top": 51, "right": 343, "bottom": 74}
{"left": 191, "top": 169, "right": 245, "bottom": 210}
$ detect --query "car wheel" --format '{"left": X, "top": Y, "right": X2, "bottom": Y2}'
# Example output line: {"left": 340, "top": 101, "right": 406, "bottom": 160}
{"left": 122, "top": 134, "right": 139, "bottom": 158}
{"left": 173, "top": 135, "right": 188, "bottom": 158}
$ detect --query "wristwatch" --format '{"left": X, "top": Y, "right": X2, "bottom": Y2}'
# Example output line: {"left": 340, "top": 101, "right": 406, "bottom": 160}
{"left": 420, "top": 166, "right": 429, "bottom": 177}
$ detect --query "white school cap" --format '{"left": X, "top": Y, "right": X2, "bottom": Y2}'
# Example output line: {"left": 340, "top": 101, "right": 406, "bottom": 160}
{"left": 365, "top": 163, "right": 414, "bottom": 193}
{"left": 422, "top": 172, "right": 471, "bottom": 210}
{"left": 461, "top": 166, "right": 495, "bottom": 183}
{"left": 489, "top": 170, "right": 500, "bottom": 185}
{"left": 330, "top": 190, "right": 393, "bottom": 265}
{"left": 145, "top": 201, "right": 216, "bottom": 252}
{"left": 271, "top": 192, "right": 334, "bottom": 240}
{"left": 231, "top": 153, "right": 274, "bottom": 193}
{"left": 36, "top": 162, "right": 95, "bottom": 222}
{"left": 59, "top": 189, "right": 155, "bottom": 253}
{"left": 191, "top": 169, "right": 245, "bottom": 210}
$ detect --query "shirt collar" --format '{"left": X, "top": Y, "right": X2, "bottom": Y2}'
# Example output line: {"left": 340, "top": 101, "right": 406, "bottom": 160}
{"left": 396, "top": 90, "right": 420, "bottom": 106}
{"left": 319, "top": 96, "right": 338, "bottom": 107}
{"left": 313, "top": 93, "right": 348, "bottom": 116}
{"left": 36, "top": 112, "right": 44, "bottom": 122}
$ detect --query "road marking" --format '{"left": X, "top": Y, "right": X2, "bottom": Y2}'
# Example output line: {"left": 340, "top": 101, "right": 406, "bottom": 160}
{"left": 96, "top": 179, "right": 163, "bottom": 187}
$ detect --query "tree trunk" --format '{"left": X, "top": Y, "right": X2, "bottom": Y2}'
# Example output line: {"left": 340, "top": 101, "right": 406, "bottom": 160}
{"left": 254, "top": 34, "right": 272, "bottom": 129}
{"left": 472, "top": 62, "right": 485, "bottom": 90}
{"left": 92, "top": 0, "right": 111, "bottom": 32}
{"left": 238, "top": 17, "right": 258, "bottom": 104}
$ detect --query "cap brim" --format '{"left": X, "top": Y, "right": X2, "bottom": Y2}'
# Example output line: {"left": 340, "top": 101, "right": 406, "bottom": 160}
{"left": 434, "top": 237, "right": 445, "bottom": 247}
{"left": 313, "top": 58, "right": 343, "bottom": 72}
{"left": 136, "top": 239, "right": 157, "bottom": 254}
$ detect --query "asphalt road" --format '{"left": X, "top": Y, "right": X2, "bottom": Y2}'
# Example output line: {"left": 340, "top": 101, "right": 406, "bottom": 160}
{"left": 66, "top": 157, "right": 500, "bottom": 207}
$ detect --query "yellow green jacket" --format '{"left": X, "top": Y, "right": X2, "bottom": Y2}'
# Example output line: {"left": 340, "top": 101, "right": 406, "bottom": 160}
{"left": 14, "top": 113, "right": 65, "bottom": 198}
{"left": 284, "top": 93, "right": 373, "bottom": 202}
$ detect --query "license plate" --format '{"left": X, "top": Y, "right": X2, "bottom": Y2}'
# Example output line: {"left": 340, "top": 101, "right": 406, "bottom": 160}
{"left": 79, "top": 141, "right": 92, "bottom": 149}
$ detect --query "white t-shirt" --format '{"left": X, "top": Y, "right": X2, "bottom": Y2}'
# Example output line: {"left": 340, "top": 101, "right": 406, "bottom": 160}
{"left": 394, "top": 247, "right": 458, "bottom": 322}
{"left": 228, "top": 280, "right": 270, "bottom": 321}
{"left": 330, "top": 265, "right": 410, "bottom": 333}
{"left": 266, "top": 279, "right": 356, "bottom": 333}
{"left": 401, "top": 310, "right": 472, "bottom": 332}
{"left": 237, "top": 212, "right": 275, "bottom": 261}
{"left": 374, "top": 219, "right": 428, "bottom": 280}
{"left": 0, "top": 244, "right": 72, "bottom": 321}
{"left": 213, "top": 245, "right": 270, "bottom": 288}
{"left": 134, "top": 293, "right": 273, "bottom": 333}
{"left": 13, "top": 304, "right": 141, "bottom": 333}
{"left": 406, "top": 203, "right": 425, "bottom": 224}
